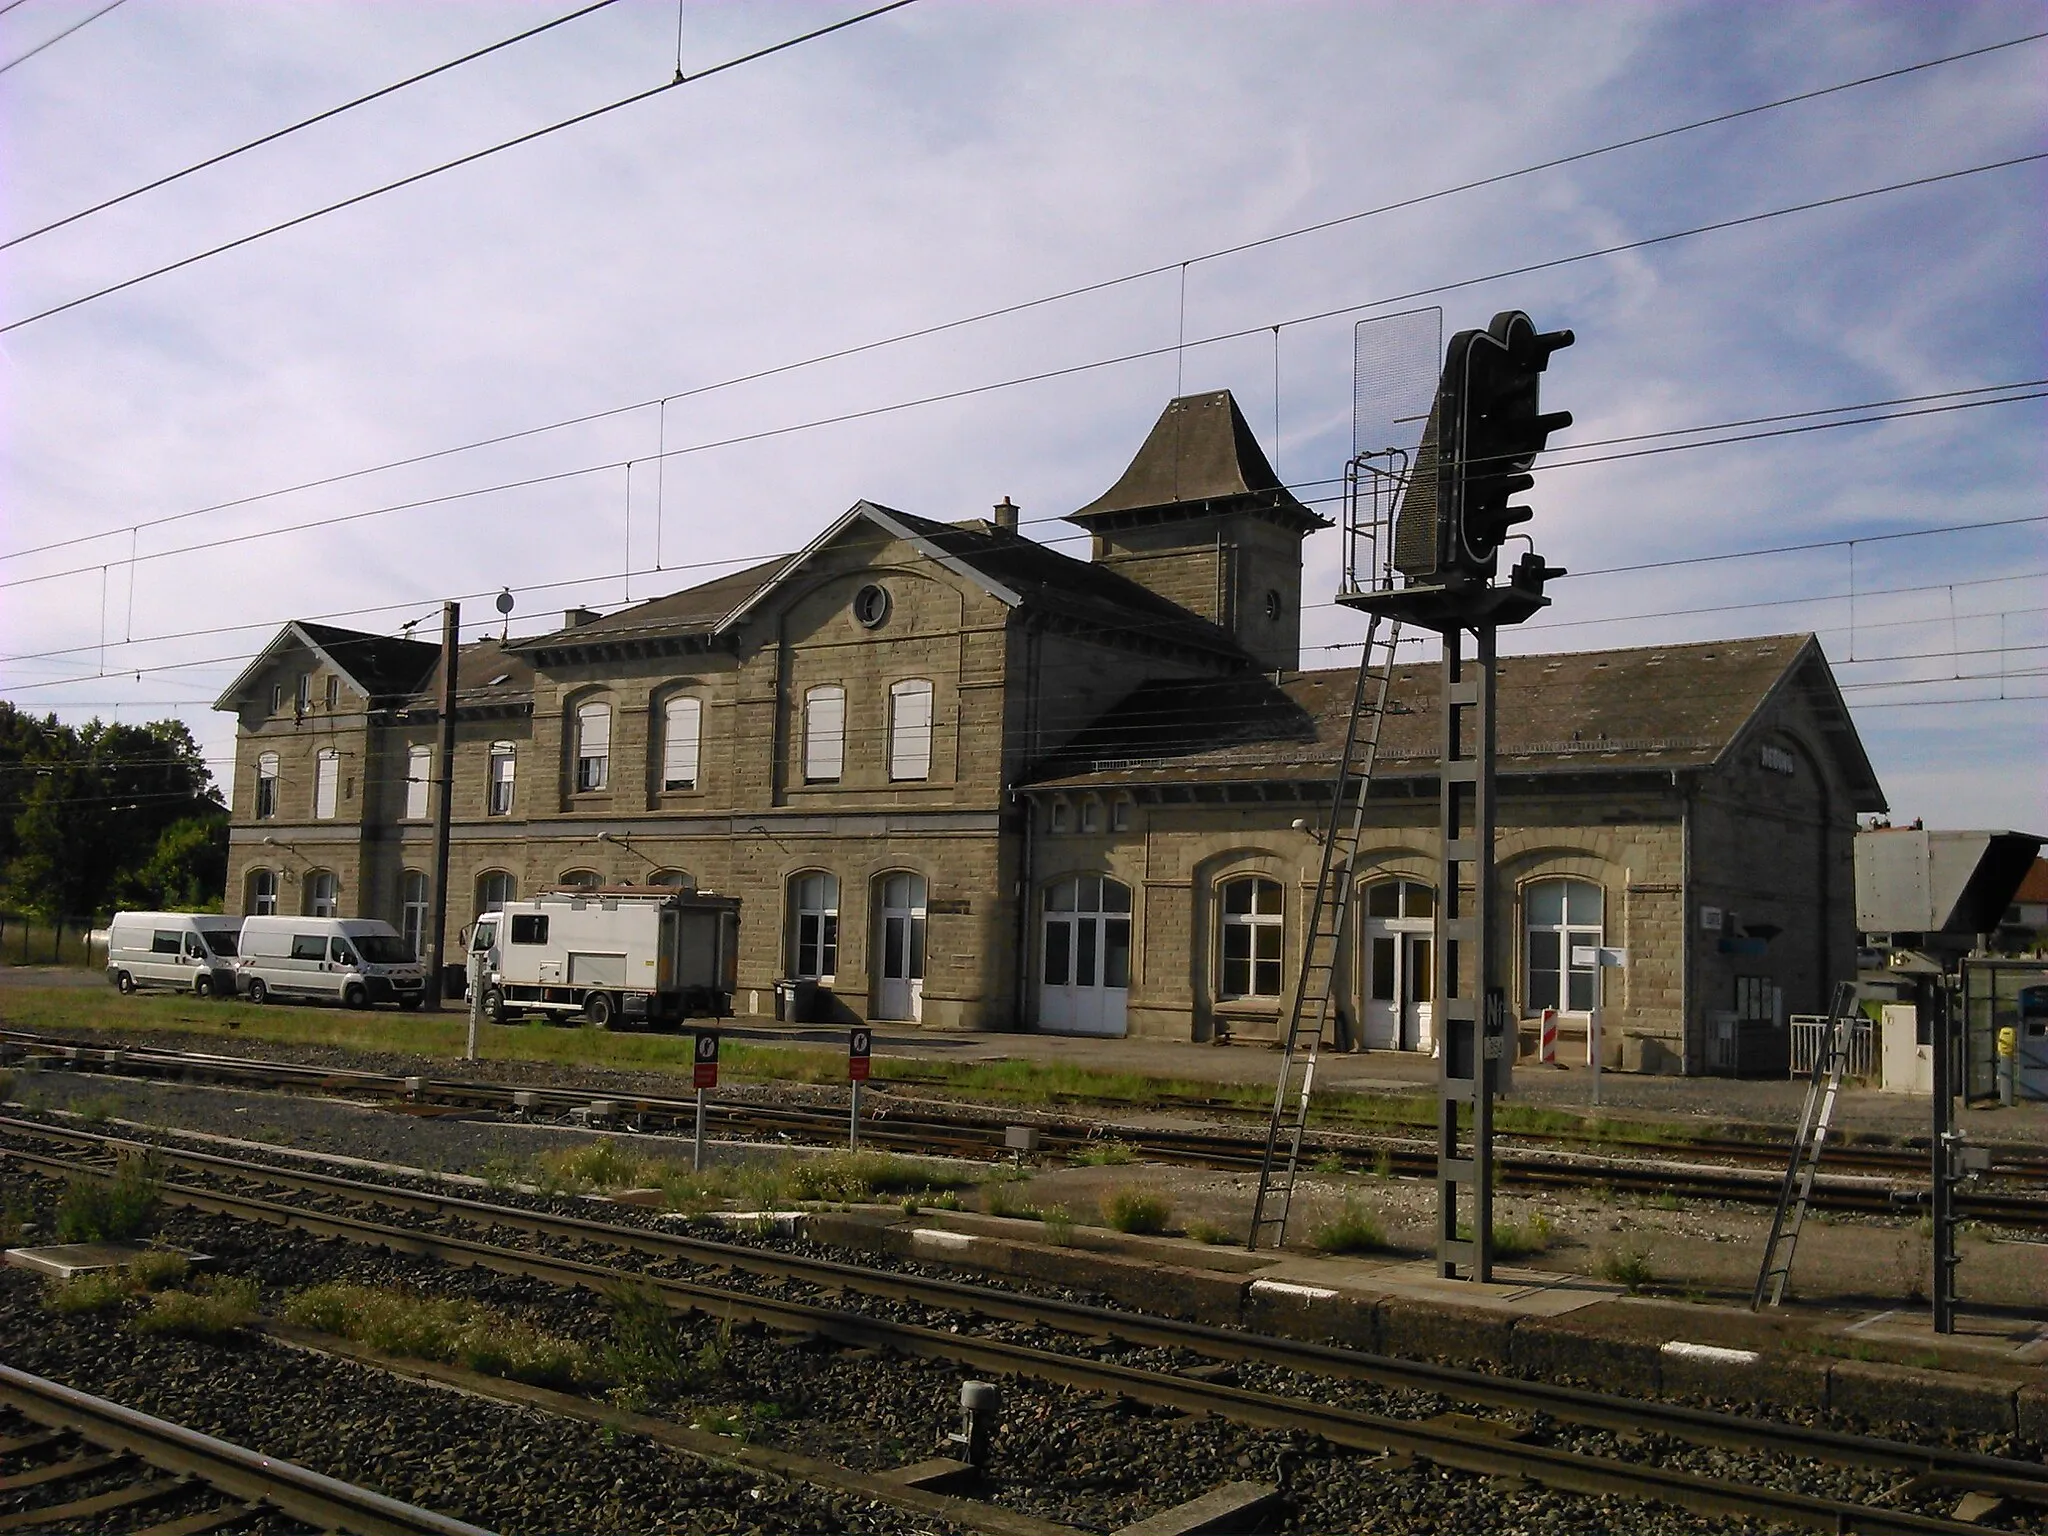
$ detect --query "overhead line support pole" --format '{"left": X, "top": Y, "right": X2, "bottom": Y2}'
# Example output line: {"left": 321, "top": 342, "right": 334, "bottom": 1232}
{"left": 424, "top": 601, "right": 459, "bottom": 1013}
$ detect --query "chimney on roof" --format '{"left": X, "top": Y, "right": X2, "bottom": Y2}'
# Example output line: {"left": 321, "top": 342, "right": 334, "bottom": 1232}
{"left": 563, "top": 607, "right": 600, "bottom": 629}
{"left": 993, "top": 496, "right": 1019, "bottom": 533}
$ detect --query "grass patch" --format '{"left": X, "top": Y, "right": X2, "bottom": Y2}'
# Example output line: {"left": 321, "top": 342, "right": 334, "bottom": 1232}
{"left": 126, "top": 1249, "right": 189, "bottom": 1291}
{"left": 1070, "top": 1140, "right": 1136, "bottom": 1166}
{"left": 530, "top": 1138, "right": 962, "bottom": 1213}
{"left": 1599, "top": 1244, "right": 1655, "bottom": 1294}
{"left": 1491, "top": 1214, "right": 1555, "bottom": 1260}
{"left": 983, "top": 1182, "right": 1040, "bottom": 1221}
{"left": 1100, "top": 1187, "right": 1171, "bottom": 1235}
{"left": 132, "top": 1275, "right": 258, "bottom": 1339}
{"left": 54, "top": 1152, "right": 160, "bottom": 1242}
{"left": 1186, "top": 1218, "right": 1237, "bottom": 1246}
{"left": 1311, "top": 1199, "right": 1387, "bottom": 1254}
{"left": 43, "top": 1269, "right": 130, "bottom": 1315}
{"left": 1041, "top": 1205, "right": 1074, "bottom": 1246}
{"left": 283, "top": 1282, "right": 592, "bottom": 1390}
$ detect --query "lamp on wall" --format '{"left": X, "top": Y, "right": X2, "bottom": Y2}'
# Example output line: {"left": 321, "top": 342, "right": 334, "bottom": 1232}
{"left": 594, "top": 829, "right": 662, "bottom": 871}
{"left": 1290, "top": 817, "right": 1326, "bottom": 847}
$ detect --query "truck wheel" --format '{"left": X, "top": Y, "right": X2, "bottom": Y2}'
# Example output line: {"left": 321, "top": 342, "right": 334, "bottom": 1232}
{"left": 115, "top": 971, "right": 135, "bottom": 994}
{"left": 481, "top": 986, "right": 507, "bottom": 1026}
{"left": 247, "top": 978, "right": 268, "bottom": 1005}
{"left": 194, "top": 975, "right": 213, "bottom": 999}
{"left": 586, "top": 991, "right": 616, "bottom": 1030}
{"left": 343, "top": 983, "right": 370, "bottom": 1011}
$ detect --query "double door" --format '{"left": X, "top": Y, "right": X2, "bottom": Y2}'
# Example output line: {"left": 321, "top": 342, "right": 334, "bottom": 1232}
{"left": 1038, "top": 875, "right": 1130, "bottom": 1037}
{"left": 874, "top": 873, "right": 926, "bottom": 1024}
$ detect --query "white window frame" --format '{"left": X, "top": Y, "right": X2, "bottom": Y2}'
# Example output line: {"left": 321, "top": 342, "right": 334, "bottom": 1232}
{"left": 475, "top": 871, "right": 516, "bottom": 915}
{"left": 804, "top": 685, "right": 845, "bottom": 784}
{"left": 400, "top": 871, "right": 429, "bottom": 959}
{"left": 1219, "top": 875, "right": 1284, "bottom": 1001}
{"left": 304, "top": 870, "right": 338, "bottom": 918}
{"left": 575, "top": 701, "right": 611, "bottom": 792}
{"left": 662, "top": 696, "right": 702, "bottom": 792}
{"left": 255, "top": 752, "right": 279, "bottom": 820}
{"left": 790, "top": 870, "right": 839, "bottom": 980}
{"left": 887, "top": 679, "right": 933, "bottom": 782}
{"left": 295, "top": 673, "right": 311, "bottom": 714}
{"left": 1524, "top": 877, "right": 1604, "bottom": 1014}
{"left": 313, "top": 748, "right": 339, "bottom": 820}
{"left": 404, "top": 744, "right": 431, "bottom": 820}
{"left": 487, "top": 742, "right": 516, "bottom": 816}
{"left": 247, "top": 868, "right": 278, "bottom": 916}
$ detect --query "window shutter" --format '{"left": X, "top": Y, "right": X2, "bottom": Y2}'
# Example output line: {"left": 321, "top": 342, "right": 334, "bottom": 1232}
{"left": 664, "top": 697, "right": 702, "bottom": 789}
{"left": 889, "top": 680, "right": 933, "bottom": 781}
{"left": 805, "top": 687, "right": 844, "bottom": 781}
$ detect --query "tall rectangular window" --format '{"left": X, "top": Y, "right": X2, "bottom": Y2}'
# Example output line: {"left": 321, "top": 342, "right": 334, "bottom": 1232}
{"left": 888, "top": 679, "right": 933, "bottom": 781}
{"left": 295, "top": 673, "right": 311, "bottom": 714}
{"left": 576, "top": 702, "right": 611, "bottom": 792}
{"left": 324, "top": 675, "right": 340, "bottom": 710}
{"left": 791, "top": 871, "right": 839, "bottom": 979}
{"left": 404, "top": 744, "right": 431, "bottom": 820}
{"left": 487, "top": 743, "right": 516, "bottom": 816}
{"left": 313, "top": 748, "right": 339, "bottom": 820}
{"left": 248, "top": 868, "right": 278, "bottom": 916}
{"left": 400, "top": 871, "right": 429, "bottom": 958}
{"left": 1220, "top": 875, "right": 1284, "bottom": 999}
{"left": 255, "top": 752, "right": 279, "bottom": 820}
{"left": 804, "top": 685, "right": 844, "bottom": 783}
{"left": 662, "top": 696, "right": 702, "bottom": 791}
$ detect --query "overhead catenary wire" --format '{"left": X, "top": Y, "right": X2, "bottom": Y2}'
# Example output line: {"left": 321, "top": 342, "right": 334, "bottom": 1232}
{"left": 0, "top": 0, "right": 125, "bottom": 76}
{"left": 9, "top": 26, "right": 2042, "bottom": 566}
{"left": 0, "top": 0, "right": 923, "bottom": 335}
{"left": 1, "top": 0, "right": 629, "bottom": 252}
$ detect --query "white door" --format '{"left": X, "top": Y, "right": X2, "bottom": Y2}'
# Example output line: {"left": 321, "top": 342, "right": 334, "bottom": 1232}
{"left": 875, "top": 873, "right": 926, "bottom": 1023}
{"left": 1037, "top": 875, "right": 1130, "bottom": 1037}
{"left": 1360, "top": 880, "right": 1435, "bottom": 1052}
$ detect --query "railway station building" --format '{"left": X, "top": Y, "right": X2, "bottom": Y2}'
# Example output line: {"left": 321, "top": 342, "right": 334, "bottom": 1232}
{"left": 214, "top": 390, "right": 1887, "bottom": 1073}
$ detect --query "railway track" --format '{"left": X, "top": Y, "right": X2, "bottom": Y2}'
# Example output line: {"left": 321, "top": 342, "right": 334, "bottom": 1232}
{"left": 5, "top": 1119, "right": 2046, "bottom": 1536}
{"left": 0, "top": 1364, "right": 495, "bottom": 1536}
{"left": 7, "top": 1030, "right": 2047, "bottom": 1230}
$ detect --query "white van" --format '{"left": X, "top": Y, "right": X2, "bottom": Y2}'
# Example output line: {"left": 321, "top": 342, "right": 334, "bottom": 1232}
{"left": 236, "top": 915, "right": 427, "bottom": 1010}
{"left": 105, "top": 912, "right": 241, "bottom": 998}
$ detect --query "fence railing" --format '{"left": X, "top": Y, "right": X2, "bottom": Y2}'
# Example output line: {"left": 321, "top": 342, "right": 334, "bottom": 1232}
{"left": 1789, "top": 1014, "right": 1876, "bottom": 1080}
{"left": 0, "top": 914, "right": 107, "bottom": 968}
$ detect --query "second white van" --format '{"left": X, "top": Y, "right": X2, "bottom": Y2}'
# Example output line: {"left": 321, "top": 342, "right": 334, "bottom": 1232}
{"left": 235, "top": 915, "right": 427, "bottom": 1010}
{"left": 105, "top": 912, "right": 241, "bottom": 998}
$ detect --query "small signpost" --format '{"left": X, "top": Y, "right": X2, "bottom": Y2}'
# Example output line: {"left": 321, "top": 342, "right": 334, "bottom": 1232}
{"left": 848, "top": 1027, "right": 872, "bottom": 1149}
{"left": 692, "top": 1031, "right": 719, "bottom": 1171}
{"left": 1571, "top": 947, "right": 1628, "bottom": 1105}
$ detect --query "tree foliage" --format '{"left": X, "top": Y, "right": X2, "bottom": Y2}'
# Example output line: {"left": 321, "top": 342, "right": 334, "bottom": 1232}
{"left": 0, "top": 704, "right": 227, "bottom": 919}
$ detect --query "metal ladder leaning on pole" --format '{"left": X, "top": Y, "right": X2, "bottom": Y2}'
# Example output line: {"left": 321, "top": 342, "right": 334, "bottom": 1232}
{"left": 1752, "top": 979, "right": 1859, "bottom": 1308}
{"left": 1247, "top": 614, "right": 1404, "bottom": 1251}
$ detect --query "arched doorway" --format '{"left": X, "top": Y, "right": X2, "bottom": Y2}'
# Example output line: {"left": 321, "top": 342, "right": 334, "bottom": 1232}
{"left": 1360, "top": 878, "right": 1434, "bottom": 1051}
{"left": 873, "top": 872, "right": 926, "bottom": 1023}
{"left": 1038, "top": 874, "right": 1130, "bottom": 1037}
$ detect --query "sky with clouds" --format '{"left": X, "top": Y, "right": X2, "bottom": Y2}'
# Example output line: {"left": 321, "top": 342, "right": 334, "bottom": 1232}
{"left": 2, "top": 0, "right": 2043, "bottom": 828}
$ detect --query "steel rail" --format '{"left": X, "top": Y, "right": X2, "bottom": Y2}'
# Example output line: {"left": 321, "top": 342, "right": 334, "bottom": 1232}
{"left": 6, "top": 1122, "right": 2046, "bottom": 1520}
{"left": 8, "top": 1032, "right": 2046, "bottom": 1220}
{"left": 0, "top": 1364, "right": 497, "bottom": 1536}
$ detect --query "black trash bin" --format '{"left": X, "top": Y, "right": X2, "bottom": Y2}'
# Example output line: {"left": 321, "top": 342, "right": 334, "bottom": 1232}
{"left": 440, "top": 963, "right": 469, "bottom": 1001}
{"left": 773, "top": 978, "right": 818, "bottom": 1023}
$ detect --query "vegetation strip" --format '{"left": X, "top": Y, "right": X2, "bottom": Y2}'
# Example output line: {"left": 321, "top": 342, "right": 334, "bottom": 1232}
{"left": 0, "top": 1363, "right": 497, "bottom": 1536}
{"left": 257, "top": 1319, "right": 1085, "bottom": 1536}
{"left": 5, "top": 1116, "right": 2040, "bottom": 1490}
{"left": 7, "top": 1135, "right": 2039, "bottom": 1534}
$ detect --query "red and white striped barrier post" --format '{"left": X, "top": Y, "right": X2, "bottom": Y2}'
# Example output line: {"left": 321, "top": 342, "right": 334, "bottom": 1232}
{"left": 1540, "top": 1008, "right": 1558, "bottom": 1065}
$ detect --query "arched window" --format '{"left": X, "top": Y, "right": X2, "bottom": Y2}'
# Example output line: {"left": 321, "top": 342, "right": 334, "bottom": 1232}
{"left": 1525, "top": 878, "right": 1604, "bottom": 1013}
{"left": 1219, "top": 875, "right": 1284, "bottom": 1000}
{"left": 487, "top": 742, "right": 516, "bottom": 816}
{"left": 575, "top": 701, "right": 611, "bottom": 792}
{"left": 255, "top": 752, "right": 280, "bottom": 820}
{"left": 803, "top": 686, "right": 844, "bottom": 783}
{"left": 1363, "top": 878, "right": 1434, "bottom": 920}
{"left": 648, "top": 869, "right": 695, "bottom": 890}
{"left": 246, "top": 868, "right": 278, "bottom": 916}
{"left": 888, "top": 679, "right": 933, "bottom": 781}
{"left": 400, "top": 871, "right": 429, "bottom": 958}
{"left": 789, "top": 871, "right": 839, "bottom": 979}
{"left": 661, "top": 696, "right": 702, "bottom": 792}
{"left": 304, "top": 870, "right": 338, "bottom": 917}
{"left": 404, "top": 744, "right": 431, "bottom": 820}
{"left": 313, "top": 748, "right": 339, "bottom": 819}
{"left": 475, "top": 870, "right": 516, "bottom": 915}
{"left": 557, "top": 869, "right": 603, "bottom": 889}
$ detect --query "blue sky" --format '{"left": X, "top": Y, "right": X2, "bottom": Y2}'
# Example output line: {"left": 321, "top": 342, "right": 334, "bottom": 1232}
{"left": 2, "top": 0, "right": 2043, "bottom": 825}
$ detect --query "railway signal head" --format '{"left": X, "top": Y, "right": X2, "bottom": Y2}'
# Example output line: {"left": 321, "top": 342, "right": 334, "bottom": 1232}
{"left": 1453, "top": 311, "right": 1572, "bottom": 579}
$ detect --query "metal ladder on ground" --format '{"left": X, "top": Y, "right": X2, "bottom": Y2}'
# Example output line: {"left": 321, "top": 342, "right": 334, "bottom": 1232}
{"left": 1247, "top": 615, "right": 1404, "bottom": 1251}
{"left": 1751, "top": 979, "right": 1859, "bottom": 1308}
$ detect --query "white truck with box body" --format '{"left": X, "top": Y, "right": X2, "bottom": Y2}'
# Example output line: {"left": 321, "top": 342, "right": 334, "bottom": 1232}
{"left": 105, "top": 912, "right": 241, "bottom": 997}
{"left": 469, "top": 886, "right": 739, "bottom": 1029}
{"left": 236, "top": 915, "right": 428, "bottom": 1009}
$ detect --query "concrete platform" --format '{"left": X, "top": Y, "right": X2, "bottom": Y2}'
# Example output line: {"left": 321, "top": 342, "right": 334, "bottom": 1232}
{"left": 1, "top": 1241, "right": 204, "bottom": 1278}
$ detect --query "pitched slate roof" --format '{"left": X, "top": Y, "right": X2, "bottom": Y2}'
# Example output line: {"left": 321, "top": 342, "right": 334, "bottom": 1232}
{"left": 212, "top": 620, "right": 440, "bottom": 710}
{"left": 1068, "top": 390, "right": 1328, "bottom": 534}
{"left": 1026, "top": 633, "right": 1885, "bottom": 810}
{"left": 404, "top": 636, "right": 536, "bottom": 712}
{"left": 509, "top": 555, "right": 797, "bottom": 655}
